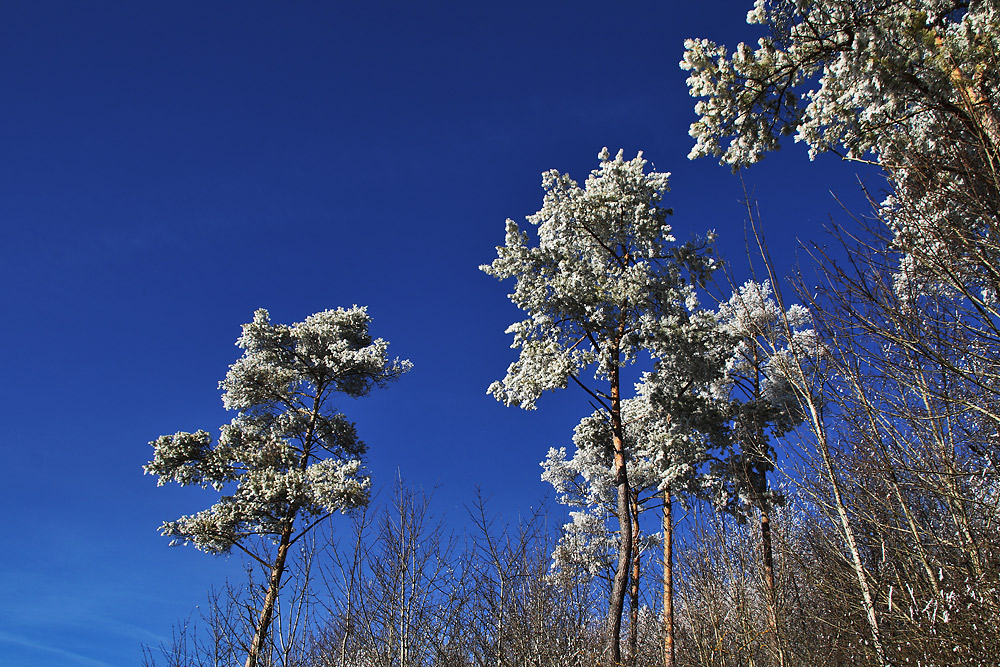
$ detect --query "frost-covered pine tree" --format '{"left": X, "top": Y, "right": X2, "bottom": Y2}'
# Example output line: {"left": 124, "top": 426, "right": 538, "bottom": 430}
{"left": 681, "top": 0, "right": 1000, "bottom": 302}
{"left": 483, "top": 148, "right": 719, "bottom": 663}
{"left": 543, "top": 295, "right": 731, "bottom": 667}
{"left": 543, "top": 366, "right": 727, "bottom": 667}
{"left": 715, "top": 279, "right": 811, "bottom": 666}
{"left": 640, "top": 307, "right": 732, "bottom": 667}
{"left": 145, "top": 307, "right": 410, "bottom": 667}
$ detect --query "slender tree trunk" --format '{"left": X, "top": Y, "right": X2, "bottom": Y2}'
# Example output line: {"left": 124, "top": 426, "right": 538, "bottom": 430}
{"left": 400, "top": 550, "right": 407, "bottom": 667}
{"left": 759, "top": 507, "right": 785, "bottom": 667}
{"left": 496, "top": 576, "right": 506, "bottom": 667}
{"left": 628, "top": 488, "right": 641, "bottom": 666}
{"left": 339, "top": 614, "right": 351, "bottom": 667}
{"left": 662, "top": 485, "right": 674, "bottom": 667}
{"left": 609, "top": 463, "right": 632, "bottom": 666}
{"left": 245, "top": 523, "right": 293, "bottom": 667}
{"left": 339, "top": 519, "right": 364, "bottom": 667}
{"left": 608, "top": 357, "right": 633, "bottom": 666}
{"left": 808, "top": 401, "right": 888, "bottom": 667}
{"left": 744, "top": 352, "right": 784, "bottom": 665}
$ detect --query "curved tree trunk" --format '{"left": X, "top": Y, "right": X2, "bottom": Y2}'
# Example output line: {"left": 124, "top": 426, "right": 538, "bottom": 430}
{"left": 607, "top": 359, "right": 633, "bottom": 666}
{"left": 608, "top": 474, "right": 632, "bottom": 665}
{"left": 245, "top": 523, "right": 293, "bottom": 667}
{"left": 628, "top": 488, "right": 641, "bottom": 666}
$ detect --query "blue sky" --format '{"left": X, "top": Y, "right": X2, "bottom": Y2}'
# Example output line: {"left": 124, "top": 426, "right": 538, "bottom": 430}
{"left": 0, "top": 2, "right": 880, "bottom": 665}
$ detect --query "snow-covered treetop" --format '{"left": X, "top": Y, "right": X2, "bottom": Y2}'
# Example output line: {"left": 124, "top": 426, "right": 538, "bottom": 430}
{"left": 682, "top": 0, "right": 998, "bottom": 166}
{"left": 712, "top": 280, "right": 820, "bottom": 511}
{"left": 716, "top": 280, "right": 817, "bottom": 432}
{"left": 482, "top": 148, "right": 719, "bottom": 409}
{"left": 145, "top": 307, "right": 410, "bottom": 555}
{"left": 222, "top": 307, "right": 412, "bottom": 412}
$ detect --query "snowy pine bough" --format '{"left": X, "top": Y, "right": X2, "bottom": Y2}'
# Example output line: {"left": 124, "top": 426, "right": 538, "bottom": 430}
{"left": 681, "top": 0, "right": 999, "bottom": 166}
{"left": 682, "top": 0, "right": 1000, "bottom": 303}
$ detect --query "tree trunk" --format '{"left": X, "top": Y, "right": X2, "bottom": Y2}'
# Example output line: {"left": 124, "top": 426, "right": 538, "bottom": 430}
{"left": 940, "top": 36, "right": 1000, "bottom": 167}
{"left": 808, "top": 400, "right": 888, "bottom": 667}
{"left": 607, "top": 359, "right": 633, "bottom": 666}
{"left": 628, "top": 488, "right": 641, "bottom": 666}
{"left": 245, "top": 523, "right": 293, "bottom": 667}
{"left": 759, "top": 508, "right": 785, "bottom": 667}
{"left": 662, "top": 485, "right": 674, "bottom": 667}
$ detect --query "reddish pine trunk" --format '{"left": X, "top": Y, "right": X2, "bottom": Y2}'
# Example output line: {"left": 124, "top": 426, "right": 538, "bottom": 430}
{"left": 662, "top": 485, "right": 674, "bottom": 667}
{"left": 245, "top": 524, "right": 293, "bottom": 667}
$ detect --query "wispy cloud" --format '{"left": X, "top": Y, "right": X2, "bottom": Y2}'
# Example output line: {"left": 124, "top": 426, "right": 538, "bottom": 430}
{"left": 0, "top": 630, "right": 119, "bottom": 667}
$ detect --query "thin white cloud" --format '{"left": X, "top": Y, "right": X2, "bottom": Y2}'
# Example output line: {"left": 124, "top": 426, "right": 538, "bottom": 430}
{"left": 0, "top": 630, "right": 118, "bottom": 667}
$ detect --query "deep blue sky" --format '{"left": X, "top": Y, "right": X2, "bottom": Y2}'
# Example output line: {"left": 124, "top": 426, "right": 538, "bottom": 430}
{"left": 0, "top": 2, "right": 879, "bottom": 665}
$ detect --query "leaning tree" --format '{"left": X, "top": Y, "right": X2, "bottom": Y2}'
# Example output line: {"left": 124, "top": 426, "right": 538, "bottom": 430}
{"left": 146, "top": 307, "right": 410, "bottom": 667}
